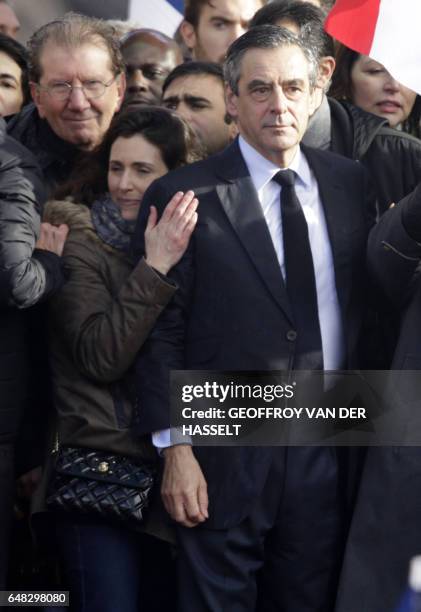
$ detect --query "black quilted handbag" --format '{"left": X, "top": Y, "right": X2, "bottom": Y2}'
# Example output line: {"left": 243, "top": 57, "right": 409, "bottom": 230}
{"left": 46, "top": 446, "right": 156, "bottom": 524}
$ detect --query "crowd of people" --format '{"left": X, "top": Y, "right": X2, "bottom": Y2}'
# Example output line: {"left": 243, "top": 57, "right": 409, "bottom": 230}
{"left": 1, "top": 0, "right": 421, "bottom": 610}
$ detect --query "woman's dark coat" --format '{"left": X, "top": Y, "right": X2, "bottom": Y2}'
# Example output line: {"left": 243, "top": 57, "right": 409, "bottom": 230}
{"left": 330, "top": 98, "right": 421, "bottom": 215}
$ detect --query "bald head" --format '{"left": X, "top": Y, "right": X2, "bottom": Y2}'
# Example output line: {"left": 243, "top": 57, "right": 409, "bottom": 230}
{"left": 121, "top": 29, "right": 183, "bottom": 109}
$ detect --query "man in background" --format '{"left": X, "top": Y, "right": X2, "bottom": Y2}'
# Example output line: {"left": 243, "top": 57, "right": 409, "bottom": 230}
{"left": 120, "top": 28, "right": 183, "bottom": 109}
{"left": 180, "top": 0, "right": 266, "bottom": 63}
{"left": 8, "top": 12, "right": 125, "bottom": 193}
{"left": 162, "top": 61, "right": 233, "bottom": 155}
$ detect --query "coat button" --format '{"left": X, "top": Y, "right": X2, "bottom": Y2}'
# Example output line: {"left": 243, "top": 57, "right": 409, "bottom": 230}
{"left": 286, "top": 330, "right": 297, "bottom": 341}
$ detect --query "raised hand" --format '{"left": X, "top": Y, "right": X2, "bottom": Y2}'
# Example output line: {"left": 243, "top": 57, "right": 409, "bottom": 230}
{"left": 144, "top": 190, "right": 198, "bottom": 275}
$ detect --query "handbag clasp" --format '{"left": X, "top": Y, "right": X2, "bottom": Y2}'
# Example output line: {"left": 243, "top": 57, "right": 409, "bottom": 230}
{"left": 98, "top": 461, "right": 109, "bottom": 473}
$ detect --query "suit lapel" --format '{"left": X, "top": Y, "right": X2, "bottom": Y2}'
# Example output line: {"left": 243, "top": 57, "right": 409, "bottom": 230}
{"left": 303, "top": 146, "right": 354, "bottom": 313}
{"left": 214, "top": 141, "right": 293, "bottom": 324}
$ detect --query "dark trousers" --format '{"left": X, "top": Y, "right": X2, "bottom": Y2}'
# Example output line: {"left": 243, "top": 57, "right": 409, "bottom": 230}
{"left": 0, "top": 443, "right": 14, "bottom": 589}
{"left": 177, "top": 447, "right": 344, "bottom": 612}
{"left": 55, "top": 513, "right": 175, "bottom": 612}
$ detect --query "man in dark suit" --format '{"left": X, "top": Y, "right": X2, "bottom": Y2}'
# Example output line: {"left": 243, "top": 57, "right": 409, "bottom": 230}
{"left": 133, "top": 25, "right": 375, "bottom": 611}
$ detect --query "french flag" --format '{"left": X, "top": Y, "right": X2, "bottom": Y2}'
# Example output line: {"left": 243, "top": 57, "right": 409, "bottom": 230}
{"left": 128, "top": 0, "right": 184, "bottom": 37}
{"left": 325, "top": 0, "right": 421, "bottom": 95}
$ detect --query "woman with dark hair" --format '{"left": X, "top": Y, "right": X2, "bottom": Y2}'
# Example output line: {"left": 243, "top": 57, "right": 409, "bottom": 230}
{"left": 42, "top": 107, "right": 202, "bottom": 612}
{"left": 331, "top": 44, "right": 421, "bottom": 138}
{"left": 0, "top": 32, "right": 30, "bottom": 116}
{"left": 324, "top": 42, "right": 421, "bottom": 221}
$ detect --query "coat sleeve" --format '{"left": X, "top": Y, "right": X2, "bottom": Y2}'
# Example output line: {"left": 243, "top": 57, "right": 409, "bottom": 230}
{"left": 132, "top": 179, "right": 195, "bottom": 435}
{"left": 0, "top": 134, "right": 64, "bottom": 308}
{"left": 367, "top": 182, "right": 421, "bottom": 307}
{"left": 50, "top": 231, "right": 177, "bottom": 383}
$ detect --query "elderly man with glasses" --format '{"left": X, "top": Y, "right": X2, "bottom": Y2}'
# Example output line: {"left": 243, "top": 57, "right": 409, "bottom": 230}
{"left": 8, "top": 12, "right": 125, "bottom": 194}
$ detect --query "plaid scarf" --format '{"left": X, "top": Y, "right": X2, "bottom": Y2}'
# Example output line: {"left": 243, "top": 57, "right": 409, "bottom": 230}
{"left": 90, "top": 194, "right": 136, "bottom": 253}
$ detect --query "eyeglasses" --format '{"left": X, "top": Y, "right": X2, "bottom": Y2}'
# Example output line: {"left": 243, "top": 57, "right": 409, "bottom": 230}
{"left": 37, "top": 76, "right": 117, "bottom": 100}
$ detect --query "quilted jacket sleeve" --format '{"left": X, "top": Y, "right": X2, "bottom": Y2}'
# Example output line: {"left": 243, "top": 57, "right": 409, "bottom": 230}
{"left": 0, "top": 126, "right": 64, "bottom": 308}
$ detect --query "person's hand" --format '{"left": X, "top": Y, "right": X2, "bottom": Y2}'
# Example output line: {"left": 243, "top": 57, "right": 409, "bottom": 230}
{"left": 145, "top": 191, "right": 198, "bottom": 275}
{"left": 16, "top": 466, "right": 42, "bottom": 500}
{"left": 35, "top": 223, "right": 69, "bottom": 256}
{"left": 161, "top": 444, "right": 208, "bottom": 528}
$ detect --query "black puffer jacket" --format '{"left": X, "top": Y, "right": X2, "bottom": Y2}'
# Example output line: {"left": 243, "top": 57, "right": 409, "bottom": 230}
{"left": 329, "top": 99, "right": 421, "bottom": 215}
{"left": 7, "top": 103, "right": 80, "bottom": 196}
{"left": 0, "top": 118, "right": 64, "bottom": 443}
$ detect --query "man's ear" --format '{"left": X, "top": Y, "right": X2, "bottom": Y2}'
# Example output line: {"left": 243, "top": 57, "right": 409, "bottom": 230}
{"left": 228, "top": 120, "right": 238, "bottom": 142}
{"left": 180, "top": 20, "right": 197, "bottom": 53}
{"left": 115, "top": 72, "right": 126, "bottom": 112}
{"left": 30, "top": 81, "right": 45, "bottom": 118}
{"left": 225, "top": 84, "right": 239, "bottom": 119}
{"left": 317, "top": 56, "right": 336, "bottom": 90}
{"left": 308, "top": 86, "right": 318, "bottom": 116}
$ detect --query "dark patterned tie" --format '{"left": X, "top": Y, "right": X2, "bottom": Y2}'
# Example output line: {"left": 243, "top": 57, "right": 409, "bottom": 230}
{"left": 273, "top": 169, "right": 323, "bottom": 369}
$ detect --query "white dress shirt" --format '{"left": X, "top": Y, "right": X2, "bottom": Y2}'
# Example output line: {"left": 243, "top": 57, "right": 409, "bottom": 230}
{"left": 153, "top": 137, "right": 345, "bottom": 449}
{"left": 238, "top": 136, "right": 345, "bottom": 371}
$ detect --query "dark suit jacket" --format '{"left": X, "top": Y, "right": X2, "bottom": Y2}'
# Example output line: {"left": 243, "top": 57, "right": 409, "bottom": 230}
{"left": 132, "top": 139, "right": 375, "bottom": 529}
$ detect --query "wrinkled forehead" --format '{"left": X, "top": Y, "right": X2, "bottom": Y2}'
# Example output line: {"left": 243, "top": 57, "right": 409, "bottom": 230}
{"left": 238, "top": 45, "right": 311, "bottom": 85}
{"left": 37, "top": 39, "right": 114, "bottom": 79}
{"left": 200, "top": 0, "right": 263, "bottom": 23}
{"left": 165, "top": 73, "right": 224, "bottom": 99}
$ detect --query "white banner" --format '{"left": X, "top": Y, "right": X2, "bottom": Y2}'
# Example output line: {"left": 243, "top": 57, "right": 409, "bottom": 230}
{"left": 128, "top": 0, "right": 183, "bottom": 37}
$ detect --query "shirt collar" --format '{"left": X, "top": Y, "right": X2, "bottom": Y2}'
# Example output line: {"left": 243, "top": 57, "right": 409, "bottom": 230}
{"left": 238, "top": 135, "right": 312, "bottom": 192}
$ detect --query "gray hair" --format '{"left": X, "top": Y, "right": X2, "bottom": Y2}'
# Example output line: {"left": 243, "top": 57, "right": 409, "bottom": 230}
{"left": 224, "top": 25, "right": 319, "bottom": 95}
{"left": 28, "top": 12, "right": 125, "bottom": 83}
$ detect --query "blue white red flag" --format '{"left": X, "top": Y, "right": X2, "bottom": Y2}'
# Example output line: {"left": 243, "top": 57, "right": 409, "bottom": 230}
{"left": 325, "top": 0, "right": 421, "bottom": 95}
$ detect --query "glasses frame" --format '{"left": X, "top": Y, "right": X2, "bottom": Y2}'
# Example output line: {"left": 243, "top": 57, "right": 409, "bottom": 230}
{"left": 35, "top": 75, "right": 118, "bottom": 100}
